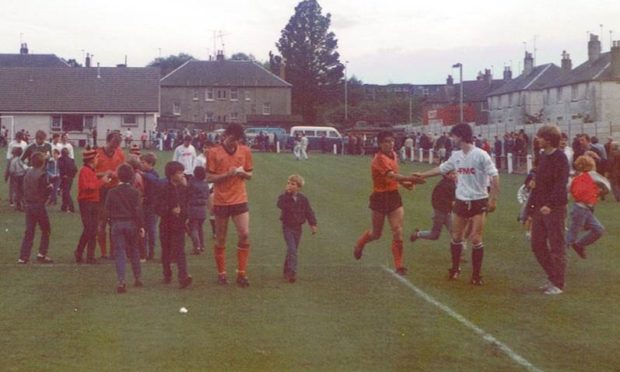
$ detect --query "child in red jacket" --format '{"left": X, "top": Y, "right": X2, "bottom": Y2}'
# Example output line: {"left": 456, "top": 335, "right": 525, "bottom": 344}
{"left": 566, "top": 155, "right": 605, "bottom": 259}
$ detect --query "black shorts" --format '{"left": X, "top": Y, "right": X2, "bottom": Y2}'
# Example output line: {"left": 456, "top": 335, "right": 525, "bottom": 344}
{"left": 369, "top": 190, "right": 403, "bottom": 214}
{"left": 213, "top": 203, "right": 249, "bottom": 218}
{"left": 453, "top": 198, "right": 488, "bottom": 218}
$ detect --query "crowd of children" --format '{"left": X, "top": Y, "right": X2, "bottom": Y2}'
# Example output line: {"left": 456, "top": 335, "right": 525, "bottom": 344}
{"left": 3, "top": 123, "right": 612, "bottom": 296}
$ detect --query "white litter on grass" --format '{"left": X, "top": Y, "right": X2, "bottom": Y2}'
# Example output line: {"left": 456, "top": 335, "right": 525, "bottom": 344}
{"left": 5, "top": 228, "right": 8, "bottom": 232}
{"left": 179, "top": 307, "right": 188, "bottom": 314}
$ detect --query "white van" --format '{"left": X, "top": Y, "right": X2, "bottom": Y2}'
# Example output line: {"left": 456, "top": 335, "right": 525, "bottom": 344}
{"left": 288, "top": 126, "right": 342, "bottom": 151}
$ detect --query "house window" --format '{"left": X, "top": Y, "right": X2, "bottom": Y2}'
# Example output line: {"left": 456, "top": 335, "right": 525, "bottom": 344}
{"left": 173, "top": 103, "right": 181, "bottom": 115}
{"left": 84, "top": 115, "right": 95, "bottom": 129}
{"left": 206, "top": 88, "right": 214, "bottom": 101}
{"left": 205, "top": 112, "right": 214, "bottom": 123}
{"left": 217, "top": 89, "right": 228, "bottom": 100}
{"left": 231, "top": 112, "right": 238, "bottom": 122}
{"left": 122, "top": 115, "right": 138, "bottom": 127}
{"left": 230, "top": 88, "right": 239, "bottom": 101}
{"left": 262, "top": 103, "right": 271, "bottom": 115}
{"left": 245, "top": 90, "right": 251, "bottom": 101}
{"left": 556, "top": 88, "right": 562, "bottom": 103}
{"left": 63, "top": 114, "right": 85, "bottom": 131}
{"left": 51, "top": 116, "right": 62, "bottom": 131}
{"left": 557, "top": 116, "right": 563, "bottom": 122}
{"left": 571, "top": 85, "right": 579, "bottom": 101}
{"left": 193, "top": 90, "right": 199, "bottom": 101}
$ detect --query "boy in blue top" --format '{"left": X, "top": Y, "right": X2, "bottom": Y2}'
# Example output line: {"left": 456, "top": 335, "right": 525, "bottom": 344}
{"left": 140, "top": 152, "right": 160, "bottom": 261}
{"left": 277, "top": 174, "right": 317, "bottom": 283}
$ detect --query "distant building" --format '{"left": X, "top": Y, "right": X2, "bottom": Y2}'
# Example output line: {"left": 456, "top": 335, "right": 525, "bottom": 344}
{"left": 487, "top": 52, "right": 566, "bottom": 126}
{"left": 159, "top": 52, "right": 299, "bottom": 130}
{"left": 363, "top": 83, "right": 443, "bottom": 101}
{"left": 538, "top": 35, "right": 620, "bottom": 130}
{"left": 0, "top": 66, "right": 160, "bottom": 143}
{"left": 0, "top": 43, "right": 69, "bottom": 68}
{"left": 424, "top": 69, "right": 508, "bottom": 125}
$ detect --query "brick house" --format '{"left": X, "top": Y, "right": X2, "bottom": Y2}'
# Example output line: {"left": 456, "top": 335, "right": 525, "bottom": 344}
{"left": 159, "top": 54, "right": 297, "bottom": 130}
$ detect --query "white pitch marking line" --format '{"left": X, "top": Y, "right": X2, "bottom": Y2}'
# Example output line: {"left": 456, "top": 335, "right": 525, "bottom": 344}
{"left": 382, "top": 266, "right": 543, "bottom": 372}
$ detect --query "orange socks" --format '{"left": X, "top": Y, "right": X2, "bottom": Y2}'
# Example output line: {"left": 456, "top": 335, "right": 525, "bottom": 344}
{"left": 214, "top": 246, "right": 226, "bottom": 274}
{"left": 237, "top": 243, "right": 250, "bottom": 276}
{"left": 391, "top": 239, "right": 404, "bottom": 269}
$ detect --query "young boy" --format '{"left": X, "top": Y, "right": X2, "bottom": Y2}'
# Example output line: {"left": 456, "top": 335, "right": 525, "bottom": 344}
{"left": 410, "top": 170, "right": 456, "bottom": 243}
{"left": 58, "top": 147, "right": 77, "bottom": 212}
{"left": 75, "top": 147, "right": 109, "bottom": 264}
{"left": 105, "top": 164, "right": 145, "bottom": 293}
{"left": 46, "top": 149, "right": 61, "bottom": 206}
{"left": 277, "top": 174, "right": 317, "bottom": 283}
{"left": 18, "top": 152, "right": 53, "bottom": 264}
{"left": 566, "top": 155, "right": 606, "bottom": 259}
{"left": 156, "top": 161, "right": 193, "bottom": 288}
{"left": 187, "top": 166, "right": 210, "bottom": 255}
{"left": 140, "top": 152, "right": 159, "bottom": 261}
{"left": 7, "top": 147, "right": 28, "bottom": 211}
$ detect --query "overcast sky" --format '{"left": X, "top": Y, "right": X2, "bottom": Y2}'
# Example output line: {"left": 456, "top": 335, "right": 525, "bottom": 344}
{"left": 2, "top": 0, "right": 619, "bottom": 84}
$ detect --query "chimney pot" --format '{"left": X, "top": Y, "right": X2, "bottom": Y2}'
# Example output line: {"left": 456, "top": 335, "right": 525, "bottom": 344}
{"left": 523, "top": 51, "right": 534, "bottom": 75}
{"left": 588, "top": 34, "right": 602, "bottom": 62}
{"left": 611, "top": 40, "right": 620, "bottom": 80}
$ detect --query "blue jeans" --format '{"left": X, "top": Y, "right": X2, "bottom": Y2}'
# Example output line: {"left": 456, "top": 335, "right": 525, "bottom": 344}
{"left": 188, "top": 218, "right": 205, "bottom": 250}
{"left": 19, "top": 203, "right": 51, "bottom": 260}
{"left": 566, "top": 204, "right": 604, "bottom": 248}
{"left": 283, "top": 225, "right": 302, "bottom": 274}
{"left": 49, "top": 176, "right": 60, "bottom": 204}
{"left": 160, "top": 221, "right": 189, "bottom": 281}
{"left": 531, "top": 207, "right": 567, "bottom": 289}
{"left": 143, "top": 205, "right": 158, "bottom": 259}
{"left": 111, "top": 220, "right": 141, "bottom": 283}
{"left": 418, "top": 209, "right": 452, "bottom": 240}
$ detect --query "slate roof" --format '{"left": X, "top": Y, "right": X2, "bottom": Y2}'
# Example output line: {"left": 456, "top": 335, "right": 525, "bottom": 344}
{"left": 488, "top": 64, "right": 566, "bottom": 96}
{"left": 0, "top": 54, "right": 69, "bottom": 68}
{"left": 0, "top": 67, "right": 160, "bottom": 112}
{"left": 541, "top": 52, "right": 615, "bottom": 88}
{"left": 161, "top": 60, "right": 291, "bottom": 88}
{"left": 426, "top": 79, "right": 507, "bottom": 104}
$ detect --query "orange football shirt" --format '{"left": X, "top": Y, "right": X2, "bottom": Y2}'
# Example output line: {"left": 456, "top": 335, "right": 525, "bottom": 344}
{"left": 95, "top": 147, "right": 125, "bottom": 188}
{"left": 371, "top": 151, "right": 399, "bottom": 193}
{"left": 207, "top": 144, "right": 253, "bottom": 206}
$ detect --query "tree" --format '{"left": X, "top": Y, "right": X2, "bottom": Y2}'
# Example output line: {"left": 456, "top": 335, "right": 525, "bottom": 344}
{"left": 231, "top": 52, "right": 256, "bottom": 61}
{"left": 147, "top": 53, "right": 194, "bottom": 77}
{"left": 275, "top": 0, "right": 344, "bottom": 124}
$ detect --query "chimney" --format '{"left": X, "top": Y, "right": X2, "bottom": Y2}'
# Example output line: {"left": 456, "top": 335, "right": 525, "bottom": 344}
{"left": 484, "top": 68, "right": 492, "bottom": 83}
{"left": 216, "top": 50, "right": 225, "bottom": 61}
{"left": 446, "top": 75, "right": 454, "bottom": 85}
{"left": 85, "top": 53, "right": 91, "bottom": 68}
{"left": 561, "top": 50, "right": 572, "bottom": 71}
{"left": 503, "top": 66, "right": 512, "bottom": 81}
{"left": 19, "top": 43, "right": 29, "bottom": 55}
{"left": 97, "top": 62, "right": 101, "bottom": 79}
{"left": 523, "top": 51, "right": 534, "bottom": 75}
{"left": 588, "top": 34, "right": 601, "bottom": 62}
{"left": 279, "top": 59, "right": 286, "bottom": 81}
{"left": 476, "top": 71, "right": 484, "bottom": 80}
{"left": 611, "top": 40, "right": 620, "bottom": 80}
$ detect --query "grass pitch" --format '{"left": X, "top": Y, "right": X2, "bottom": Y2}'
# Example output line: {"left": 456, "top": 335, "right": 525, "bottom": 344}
{"left": 1, "top": 149, "right": 619, "bottom": 371}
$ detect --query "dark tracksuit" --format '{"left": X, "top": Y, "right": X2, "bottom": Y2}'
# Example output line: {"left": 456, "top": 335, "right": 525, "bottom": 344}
{"left": 19, "top": 167, "right": 52, "bottom": 261}
{"left": 158, "top": 181, "right": 190, "bottom": 281}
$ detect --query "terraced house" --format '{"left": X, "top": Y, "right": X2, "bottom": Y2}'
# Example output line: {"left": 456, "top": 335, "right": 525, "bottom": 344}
{"left": 159, "top": 53, "right": 297, "bottom": 130}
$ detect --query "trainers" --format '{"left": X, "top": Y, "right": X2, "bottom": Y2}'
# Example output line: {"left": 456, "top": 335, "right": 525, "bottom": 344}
{"left": 395, "top": 267, "right": 408, "bottom": 276}
{"left": 409, "top": 229, "right": 419, "bottom": 242}
{"left": 134, "top": 279, "right": 144, "bottom": 288}
{"left": 353, "top": 244, "right": 364, "bottom": 260}
{"left": 36, "top": 255, "right": 53, "bottom": 264}
{"left": 86, "top": 257, "right": 98, "bottom": 265}
{"left": 74, "top": 251, "right": 83, "bottom": 264}
{"left": 572, "top": 244, "right": 586, "bottom": 259}
{"left": 287, "top": 273, "right": 297, "bottom": 283}
{"left": 116, "top": 283, "right": 127, "bottom": 294}
{"left": 236, "top": 274, "right": 250, "bottom": 288}
{"left": 448, "top": 268, "right": 460, "bottom": 280}
{"left": 539, "top": 281, "right": 553, "bottom": 291}
{"left": 470, "top": 276, "right": 484, "bottom": 286}
{"left": 179, "top": 275, "right": 193, "bottom": 289}
{"left": 543, "top": 286, "right": 563, "bottom": 295}
{"left": 162, "top": 276, "right": 172, "bottom": 284}
{"left": 191, "top": 249, "right": 201, "bottom": 256}
{"left": 17, "top": 258, "right": 28, "bottom": 264}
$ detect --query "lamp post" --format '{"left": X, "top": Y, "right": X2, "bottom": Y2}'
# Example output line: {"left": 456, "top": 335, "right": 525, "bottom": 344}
{"left": 452, "top": 63, "right": 463, "bottom": 123}
{"left": 344, "top": 60, "right": 349, "bottom": 123}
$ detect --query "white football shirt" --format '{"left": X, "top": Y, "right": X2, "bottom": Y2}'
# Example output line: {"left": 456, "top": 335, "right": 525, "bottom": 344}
{"left": 439, "top": 147, "right": 498, "bottom": 201}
